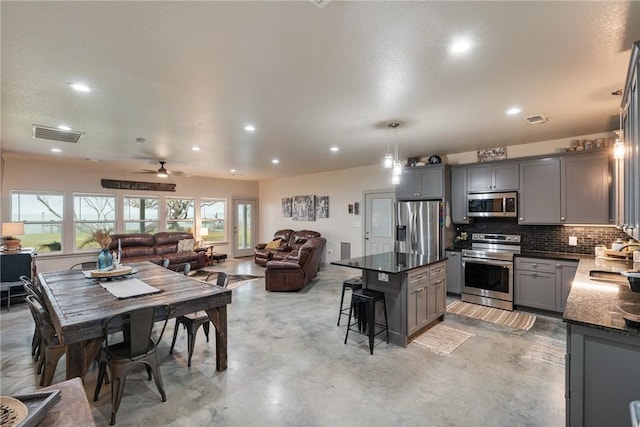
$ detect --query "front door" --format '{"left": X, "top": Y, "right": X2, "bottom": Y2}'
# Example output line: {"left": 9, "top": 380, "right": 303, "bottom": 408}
{"left": 364, "top": 191, "right": 395, "bottom": 255}
{"left": 232, "top": 198, "right": 257, "bottom": 258}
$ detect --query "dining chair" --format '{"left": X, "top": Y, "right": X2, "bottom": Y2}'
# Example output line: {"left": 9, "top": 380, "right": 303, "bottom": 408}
{"left": 93, "top": 304, "right": 171, "bottom": 425}
{"left": 70, "top": 261, "right": 98, "bottom": 270}
{"left": 169, "top": 272, "right": 228, "bottom": 367}
{"left": 21, "top": 275, "right": 43, "bottom": 360}
{"left": 24, "top": 295, "right": 65, "bottom": 386}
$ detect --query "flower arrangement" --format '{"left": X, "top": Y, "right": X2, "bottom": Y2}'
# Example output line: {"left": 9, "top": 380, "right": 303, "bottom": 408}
{"left": 95, "top": 229, "right": 112, "bottom": 249}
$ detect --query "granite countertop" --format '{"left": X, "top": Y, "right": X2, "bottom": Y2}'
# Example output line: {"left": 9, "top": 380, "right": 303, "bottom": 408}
{"left": 517, "top": 250, "right": 590, "bottom": 262}
{"left": 331, "top": 251, "right": 446, "bottom": 274}
{"left": 562, "top": 256, "right": 640, "bottom": 337}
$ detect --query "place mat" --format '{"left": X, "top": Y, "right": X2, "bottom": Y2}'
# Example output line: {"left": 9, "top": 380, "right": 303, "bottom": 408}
{"left": 446, "top": 300, "right": 536, "bottom": 330}
{"left": 99, "top": 277, "right": 162, "bottom": 299}
{"left": 411, "top": 324, "right": 474, "bottom": 356}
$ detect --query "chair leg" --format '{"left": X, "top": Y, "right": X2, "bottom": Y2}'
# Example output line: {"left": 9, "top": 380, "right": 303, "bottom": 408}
{"left": 367, "top": 301, "right": 375, "bottom": 355}
{"left": 344, "top": 301, "right": 354, "bottom": 344}
{"left": 337, "top": 286, "right": 346, "bottom": 326}
{"left": 93, "top": 360, "right": 107, "bottom": 401}
{"left": 169, "top": 319, "right": 181, "bottom": 355}
{"left": 41, "top": 345, "right": 64, "bottom": 387}
{"left": 186, "top": 328, "right": 197, "bottom": 368}
{"left": 147, "top": 357, "right": 167, "bottom": 402}
{"left": 202, "top": 322, "right": 210, "bottom": 343}
{"left": 382, "top": 298, "right": 389, "bottom": 343}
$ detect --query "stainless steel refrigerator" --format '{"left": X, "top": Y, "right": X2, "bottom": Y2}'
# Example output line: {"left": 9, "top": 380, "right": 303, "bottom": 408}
{"left": 396, "top": 201, "right": 441, "bottom": 256}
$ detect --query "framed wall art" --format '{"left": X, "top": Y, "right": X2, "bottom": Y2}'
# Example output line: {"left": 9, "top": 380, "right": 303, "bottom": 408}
{"left": 292, "top": 195, "right": 316, "bottom": 221}
{"left": 316, "top": 196, "right": 329, "bottom": 218}
{"left": 282, "top": 197, "right": 292, "bottom": 217}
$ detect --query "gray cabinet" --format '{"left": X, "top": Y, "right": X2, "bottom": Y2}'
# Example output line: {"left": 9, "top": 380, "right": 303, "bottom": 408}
{"left": 561, "top": 152, "right": 611, "bottom": 224}
{"left": 451, "top": 167, "right": 469, "bottom": 224}
{"left": 621, "top": 41, "right": 640, "bottom": 240}
{"left": 406, "top": 262, "right": 446, "bottom": 337}
{"left": 566, "top": 324, "right": 640, "bottom": 427}
{"left": 396, "top": 165, "right": 446, "bottom": 200}
{"left": 467, "top": 162, "right": 519, "bottom": 192}
{"left": 518, "top": 158, "right": 561, "bottom": 224}
{"left": 445, "top": 250, "right": 462, "bottom": 294}
{"left": 515, "top": 256, "right": 577, "bottom": 313}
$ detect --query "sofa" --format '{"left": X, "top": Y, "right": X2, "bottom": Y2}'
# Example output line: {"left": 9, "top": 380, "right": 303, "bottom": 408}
{"left": 108, "top": 232, "right": 209, "bottom": 271}
{"left": 254, "top": 229, "right": 321, "bottom": 266}
{"left": 265, "top": 236, "right": 326, "bottom": 291}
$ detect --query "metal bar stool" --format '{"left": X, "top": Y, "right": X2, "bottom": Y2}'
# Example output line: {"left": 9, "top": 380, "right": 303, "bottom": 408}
{"left": 344, "top": 288, "right": 389, "bottom": 355}
{"left": 337, "top": 277, "right": 363, "bottom": 326}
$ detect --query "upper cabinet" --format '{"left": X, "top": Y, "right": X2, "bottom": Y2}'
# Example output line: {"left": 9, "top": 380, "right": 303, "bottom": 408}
{"left": 519, "top": 158, "right": 561, "bottom": 224}
{"left": 561, "top": 152, "right": 611, "bottom": 224}
{"left": 467, "top": 162, "right": 519, "bottom": 192}
{"left": 451, "top": 167, "right": 469, "bottom": 224}
{"left": 621, "top": 41, "right": 640, "bottom": 240}
{"left": 396, "top": 165, "right": 449, "bottom": 201}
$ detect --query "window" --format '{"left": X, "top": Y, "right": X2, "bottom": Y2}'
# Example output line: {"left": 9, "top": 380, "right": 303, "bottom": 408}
{"left": 166, "top": 198, "right": 194, "bottom": 233}
{"left": 11, "top": 192, "right": 64, "bottom": 253}
{"left": 74, "top": 194, "right": 116, "bottom": 250}
{"left": 200, "top": 199, "right": 226, "bottom": 242}
{"left": 124, "top": 196, "right": 159, "bottom": 234}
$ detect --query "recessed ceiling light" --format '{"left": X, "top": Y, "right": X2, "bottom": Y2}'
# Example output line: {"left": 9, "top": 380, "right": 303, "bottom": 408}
{"left": 271, "top": 159, "right": 279, "bottom": 164}
{"left": 330, "top": 146, "right": 339, "bottom": 152}
{"left": 51, "top": 148, "right": 62, "bottom": 153}
{"left": 244, "top": 125, "right": 256, "bottom": 132}
{"left": 450, "top": 38, "right": 473, "bottom": 54}
{"left": 69, "top": 82, "right": 91, "bottom": 92}
{"left": 57, "top": 125, "right": 71, "bottom": 131}
{"left": 506, "top": 107, "right": 522, "bottom": 115}
{"left": 192, "top": 146, "right": 201, "bottom": 151}
{"left": 230, "top": 169, "right": 237, "bottom": 173}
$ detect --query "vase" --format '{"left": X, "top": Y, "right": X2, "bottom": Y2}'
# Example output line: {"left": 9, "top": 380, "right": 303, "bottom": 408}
{"left": 98, "top": 248, "right": 113, "bottom": 270}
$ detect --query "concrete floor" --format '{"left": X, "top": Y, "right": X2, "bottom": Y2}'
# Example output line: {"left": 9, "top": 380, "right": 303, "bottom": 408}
{"left": 0, "top": 259, "right": 566, "bottom": 426}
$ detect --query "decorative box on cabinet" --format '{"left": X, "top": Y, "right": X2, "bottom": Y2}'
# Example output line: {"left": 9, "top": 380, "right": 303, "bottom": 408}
{"left": 467, "top": 162, "right": 519, "bottom": 192}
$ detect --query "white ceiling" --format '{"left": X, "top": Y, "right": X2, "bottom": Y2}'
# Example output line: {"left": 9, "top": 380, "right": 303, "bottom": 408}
{"left": 2, "top": 1, "right": 640, "bottom": 181}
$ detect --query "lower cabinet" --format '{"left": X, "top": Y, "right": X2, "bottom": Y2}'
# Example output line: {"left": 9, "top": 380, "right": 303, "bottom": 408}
{"left": 515, "top": 257, "right": 577, "bottom": 313}
{"left": 407, "top": 262, "right": 446, "bottom": 337}
{"left": 566, "top": 324, "right": 640, "bottom": 427}
{"left": 445, "top": 250, "right": 462, "bottom": 294}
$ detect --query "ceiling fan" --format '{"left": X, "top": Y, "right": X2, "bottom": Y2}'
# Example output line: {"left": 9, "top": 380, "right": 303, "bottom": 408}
{"left": 133, "top": 161, "right": 185, "bottom": 178}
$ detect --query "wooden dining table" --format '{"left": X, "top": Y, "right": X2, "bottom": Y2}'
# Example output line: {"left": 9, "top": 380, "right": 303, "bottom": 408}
{"left": 38, "top": 261, "right": 232, "bottom": 379}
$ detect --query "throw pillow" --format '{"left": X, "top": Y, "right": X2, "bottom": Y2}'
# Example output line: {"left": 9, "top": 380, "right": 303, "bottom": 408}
{"left": 177, "top": 239, "right": 195, "bottom": 253}
{"left": 265, "top": 238, "right": 282, "bottom": 249}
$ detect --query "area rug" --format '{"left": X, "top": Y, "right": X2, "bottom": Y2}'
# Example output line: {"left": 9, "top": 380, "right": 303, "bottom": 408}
{"left": 411, "top": 324, "right": 474, "bottom": 356}
{"left": 189, "top": 270, "right": 263, "bottom": 290}
{"left": 446, "top": 300, "right": 536, "bottom": 330}
{"left": 522, "top": 335, "right": 565, "bottom": 368}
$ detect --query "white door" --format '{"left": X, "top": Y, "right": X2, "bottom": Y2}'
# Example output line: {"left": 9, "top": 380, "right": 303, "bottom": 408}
{"left": 232, "top": 198, "right": 257, "bottom": 258}
{"left": 364, "top": 191, "right": 395, "bottom": 255}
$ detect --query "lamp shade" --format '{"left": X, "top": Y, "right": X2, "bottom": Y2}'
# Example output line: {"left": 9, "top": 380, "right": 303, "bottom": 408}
{"left": 2, "top": 222, "right": 24, "bottom": 237}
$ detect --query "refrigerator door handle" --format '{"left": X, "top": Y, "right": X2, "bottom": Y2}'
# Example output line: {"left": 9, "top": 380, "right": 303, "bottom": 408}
{"left": 412, "top": 211, "right": 418, "bottom": 252}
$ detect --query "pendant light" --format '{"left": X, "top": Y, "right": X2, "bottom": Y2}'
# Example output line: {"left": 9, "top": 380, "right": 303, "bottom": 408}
{"left": 388, "top": 122, "right": 402, "bottom": 184}
{"left": 612, "top": 89, "right": 625, "bottom": 160}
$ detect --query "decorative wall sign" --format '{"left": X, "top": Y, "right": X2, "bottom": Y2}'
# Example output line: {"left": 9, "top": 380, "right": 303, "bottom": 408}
{"left": 101, "top": 179, "right": 176, "bottom": 192}
{"left": 477, "top": 147, "right": 506, "bottom": 162}
{"left": 292, "top": 195, "right": 316, "bottom": 221}
{"left": 316, "top": 196, "right": 329, "bottom": 218}
{"left": 282, "top": 198, "right": 292, "bottom": 217}
{"left": 353, "top": 202, "right": 360, "bottom": 215}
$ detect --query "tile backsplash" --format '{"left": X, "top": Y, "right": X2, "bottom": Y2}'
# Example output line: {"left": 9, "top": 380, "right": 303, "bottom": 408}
{"left": 454, "top": 219, "right": 633, "bottom": 254}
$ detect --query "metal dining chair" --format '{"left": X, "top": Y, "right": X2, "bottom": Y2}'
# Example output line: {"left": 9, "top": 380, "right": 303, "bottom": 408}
{"left": 93, "top": 304, "right": 171, "bottom": 425}
{"left": 70, "top": 261, "right": 97, "bottom": 270}
{"left": 21, "top": 275, "right": 44, "bottom": 360}
{"left": 169, "top": 272, "right": 228, "bottom": 367}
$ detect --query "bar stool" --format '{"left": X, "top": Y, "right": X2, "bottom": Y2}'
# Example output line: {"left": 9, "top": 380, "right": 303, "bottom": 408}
{"left": 344, "top": 289, "right": 389, "bottom": 355}
{"left": 337, "top": 277, "right": 363, "bottom": 326}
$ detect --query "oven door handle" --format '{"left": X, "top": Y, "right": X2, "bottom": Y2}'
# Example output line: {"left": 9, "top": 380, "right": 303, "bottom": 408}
{"left": 462, "top": 257, "right": 513, "bottom": 268}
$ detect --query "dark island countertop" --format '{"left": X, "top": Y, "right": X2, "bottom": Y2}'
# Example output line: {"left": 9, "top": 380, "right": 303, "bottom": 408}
{"left": 563, "top": 256, "right": 640, "bottom": 337}
{"left": 331, "top": 251, "right": 446, "bottom": 274}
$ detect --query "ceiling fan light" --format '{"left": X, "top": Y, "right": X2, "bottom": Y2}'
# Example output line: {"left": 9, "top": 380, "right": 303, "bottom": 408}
{"left": 157, "top": 170, "right": 168, "bottom": 178}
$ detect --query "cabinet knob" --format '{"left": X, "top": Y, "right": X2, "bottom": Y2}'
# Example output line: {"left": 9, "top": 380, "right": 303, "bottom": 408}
{"left": 532, "top": 263, "right": 537, "bottom": 268}
{"left": 463, "top": 216, "right": 467, "bottom": 220}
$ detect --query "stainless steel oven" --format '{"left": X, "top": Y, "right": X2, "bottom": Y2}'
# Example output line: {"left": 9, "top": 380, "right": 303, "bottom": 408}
{"left": 461, "top": 233, "right": 520, "bottom": 311}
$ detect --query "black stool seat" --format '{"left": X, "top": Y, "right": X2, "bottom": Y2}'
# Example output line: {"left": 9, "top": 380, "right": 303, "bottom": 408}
{"left": 337, "top": 277, "right": 363, "bottom": 326}
{"left": 344, "top": 288, "right": 389, "bottom": 355}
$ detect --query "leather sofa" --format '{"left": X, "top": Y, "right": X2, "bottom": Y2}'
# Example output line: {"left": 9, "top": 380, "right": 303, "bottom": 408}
{"left": 254, "top": 230, "right": 321, "bottom": 266}
{"left": 108, "top": 232, "right": 209, "bottom": 271}
{"left": 265, "top": 236, "right": 326, "bottom": 291}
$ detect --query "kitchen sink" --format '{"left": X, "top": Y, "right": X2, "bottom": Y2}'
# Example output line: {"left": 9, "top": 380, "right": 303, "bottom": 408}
{"left": 588, "top": 270, "right": 629, "bottom": 284}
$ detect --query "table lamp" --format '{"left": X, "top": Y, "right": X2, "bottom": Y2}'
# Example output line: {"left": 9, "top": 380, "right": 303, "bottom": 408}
{"left": 2, "top": 222, "right": 25, "bottom": 251}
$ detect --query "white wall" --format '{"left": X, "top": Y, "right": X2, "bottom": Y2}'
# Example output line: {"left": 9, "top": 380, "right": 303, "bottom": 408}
{"left": 1, "top": 153, "right": 258, "bottom": 272}
{"left": 259, "top": 165, "right": 393, "bottom": 263}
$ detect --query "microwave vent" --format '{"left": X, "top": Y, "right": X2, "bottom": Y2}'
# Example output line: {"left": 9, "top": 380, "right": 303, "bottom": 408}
{"left": 32, "top": 125, "right": 85, "bottom": 143}
{"left": 523, "top": 114, "right": 548, "bottom": 125}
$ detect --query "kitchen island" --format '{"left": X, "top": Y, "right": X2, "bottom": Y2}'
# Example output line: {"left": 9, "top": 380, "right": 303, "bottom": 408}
{"left": 332, "top": 251, "right": 447, "bottom": 347}
{"left": 563, "top": 257, "right": 640, "bottom": 427}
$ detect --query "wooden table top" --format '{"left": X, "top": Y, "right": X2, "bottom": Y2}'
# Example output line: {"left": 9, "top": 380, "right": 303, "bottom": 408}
{"left": 39, "top": 261, "right": 232, "bottom": 346}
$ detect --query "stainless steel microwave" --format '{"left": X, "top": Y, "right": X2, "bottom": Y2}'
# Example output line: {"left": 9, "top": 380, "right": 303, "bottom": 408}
{"left": 467, "top": 192, "right": 517, "bottom": 218}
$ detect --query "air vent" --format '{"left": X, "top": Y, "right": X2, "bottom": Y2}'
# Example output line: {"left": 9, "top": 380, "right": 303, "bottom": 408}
{"left": 523, "top": 114, "right": 548, "bottom": 125}
{"left": 32, "top": 125, "right": 85, "bottom": 143}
